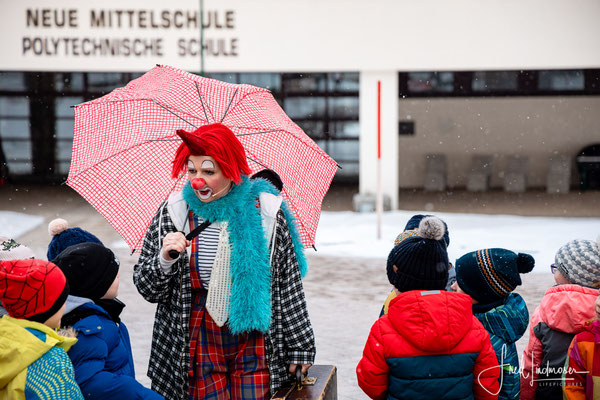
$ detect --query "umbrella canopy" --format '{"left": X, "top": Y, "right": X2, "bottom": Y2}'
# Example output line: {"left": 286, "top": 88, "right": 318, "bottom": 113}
{"left": 67, "top": 65, "right": 338, "bottom": 251}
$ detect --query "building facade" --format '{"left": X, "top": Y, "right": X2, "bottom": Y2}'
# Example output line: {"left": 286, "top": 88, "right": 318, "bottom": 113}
{"left": 1, "top": 0, "right": 599, "bottom": 207}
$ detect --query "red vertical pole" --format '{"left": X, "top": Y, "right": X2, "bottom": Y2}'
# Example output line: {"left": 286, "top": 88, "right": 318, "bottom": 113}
{"left": 377, "top": 81, "right": 381, "bottom": 159}
{"left": 376, "top": 80, "right": 382, "bottom": 239}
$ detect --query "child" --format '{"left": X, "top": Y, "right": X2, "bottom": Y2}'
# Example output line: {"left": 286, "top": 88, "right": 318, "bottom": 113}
{"left": 563, "top": 290, "right": 600, "bottom": 399}
{"left": 0, "top": 259, "right": 84, "bottom": 400}
{"left": 452, "top": 248, "right": 534, "bottom": 400}
{"left": 380, "top": 214, "right": 453, "bottom": 316}
{"left": 521, "top": 237, "right": 600, "bottom": 400}
{"left": 357, "top": 217, "right": 500, "bottom": 400}
{"left": 52, "top": 242, "right": 163, "bottom": 399}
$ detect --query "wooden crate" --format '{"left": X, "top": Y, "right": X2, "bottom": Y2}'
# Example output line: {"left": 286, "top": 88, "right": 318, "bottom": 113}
{"left": 271, "top": 365, "right": 337, "bottom": 400}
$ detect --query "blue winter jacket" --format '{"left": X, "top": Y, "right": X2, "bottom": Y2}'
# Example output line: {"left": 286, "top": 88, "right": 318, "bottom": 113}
{"left": 66, "top": 302, "right": 163, "bottom": 400}
{"left": 473, "top": 293, "right": 529, "bottom": 400}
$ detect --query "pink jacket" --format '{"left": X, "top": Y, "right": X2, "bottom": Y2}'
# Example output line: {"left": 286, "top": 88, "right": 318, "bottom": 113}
{"left": 520, "top": 284, "right": 598, "bottom": 400}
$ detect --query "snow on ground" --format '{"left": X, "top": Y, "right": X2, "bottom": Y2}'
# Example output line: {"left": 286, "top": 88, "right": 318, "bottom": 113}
{"left": 314, "top": 210, "right": 600, "bottom": 272}
{"left": 0, "top": 211, "right": 43, "bottom": 239}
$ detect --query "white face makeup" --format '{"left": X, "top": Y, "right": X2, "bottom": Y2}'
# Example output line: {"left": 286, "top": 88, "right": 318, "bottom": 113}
{"left": 187, "top": 155, "right": 232, "bottom": 203}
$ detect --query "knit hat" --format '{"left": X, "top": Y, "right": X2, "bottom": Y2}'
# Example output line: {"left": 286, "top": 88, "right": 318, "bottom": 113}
{"left": 455, "top": 248, "right": 535, "bottom": 304}
{"left": 47, "top": 218, "right": 103, "bottom": 261}
{"left": 0, "top": 259, "right": 69, "bottom": 323}
{"left": 0, "top": 236, "right": 35, "bottom": 260}
{"left": 402, "top": 214, "right": 450, "bottom": 247}
{"left": 387, "top": 217, "right": 449, "bottom": 292}
{"left": 554, "top": 237, "right": 600, "bottom": 287}
{"left": 52, "top": 242, "right": 119, "bottom": 300}
{"left": 393, "top": 229, "right": 421, "bottom": 247}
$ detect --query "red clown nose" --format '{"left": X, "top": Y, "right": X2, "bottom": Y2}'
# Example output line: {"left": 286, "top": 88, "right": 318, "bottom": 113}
{"left": 191, "top": 178, "right": 206, "bottom": 190}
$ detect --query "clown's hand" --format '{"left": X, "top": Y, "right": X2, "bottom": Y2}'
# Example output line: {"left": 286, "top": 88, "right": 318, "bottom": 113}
{"left": 289, "top": 363, "right": 311, "bottom": 376}
{"left": 161, "top": 232, "right": 190, "bottom": 261}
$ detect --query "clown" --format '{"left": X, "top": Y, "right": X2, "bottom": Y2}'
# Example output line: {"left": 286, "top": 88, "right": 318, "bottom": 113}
{"left": 133, "top": 123, "right": 314, "bottom": 400}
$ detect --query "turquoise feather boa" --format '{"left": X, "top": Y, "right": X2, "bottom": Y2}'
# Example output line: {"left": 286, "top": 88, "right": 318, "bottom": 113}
{"left": 182, "top": 176, "right": 307, "bottom": 334}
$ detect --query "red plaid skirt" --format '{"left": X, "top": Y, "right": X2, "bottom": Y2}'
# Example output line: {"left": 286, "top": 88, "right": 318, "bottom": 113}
{"left": 188, "top": 215, "right": 269, "bottom": 399}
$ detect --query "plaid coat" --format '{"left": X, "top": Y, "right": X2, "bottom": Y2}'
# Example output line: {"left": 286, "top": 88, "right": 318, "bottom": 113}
{"left": 133, "top": 191, "right": 315, "bottom": 400}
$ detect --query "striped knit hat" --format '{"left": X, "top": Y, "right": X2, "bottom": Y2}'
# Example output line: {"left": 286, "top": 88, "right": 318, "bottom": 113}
{"left": 455, "top": 248, "right": 535, "bottom": 304}
{"left": 555, "top": 237, "right": 600, "bottom": 287}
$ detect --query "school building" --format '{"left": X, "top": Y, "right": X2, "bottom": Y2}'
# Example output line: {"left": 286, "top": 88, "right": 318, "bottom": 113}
{"left": 0, "top": 0, "right": 599, "bottom": 209}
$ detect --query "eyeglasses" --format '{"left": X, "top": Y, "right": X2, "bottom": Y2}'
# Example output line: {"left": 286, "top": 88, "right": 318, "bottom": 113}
{"left": 550, "top": 264, "right": 558, "bottom": 274}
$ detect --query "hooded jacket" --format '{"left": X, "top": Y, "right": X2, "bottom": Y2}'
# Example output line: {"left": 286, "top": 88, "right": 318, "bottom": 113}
{"left": 0, "top": 316, "right": 83, "bottom": 400}
{"left": 357, "top": 290, "right": 500, "bottom": 400}
{"left": 520, "top": 284, "right": 598, "bottom": 400}
{"left": 473, "top": 293, "right": 529, "bottom": 400}
{"left": 563, "top": 319, "right": 600, "bottom": 399}
{"left": 63, "top": 300, "right": 163, "bottom": 399}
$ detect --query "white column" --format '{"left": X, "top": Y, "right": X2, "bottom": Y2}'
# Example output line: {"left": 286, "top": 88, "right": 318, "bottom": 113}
{"left": 359, "top": 71, "right": 399, "bottom": 209}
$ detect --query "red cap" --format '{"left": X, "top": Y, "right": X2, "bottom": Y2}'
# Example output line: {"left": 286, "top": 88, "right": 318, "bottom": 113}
{"left": 0, "top": 259, "right": 69, "bottom": 323}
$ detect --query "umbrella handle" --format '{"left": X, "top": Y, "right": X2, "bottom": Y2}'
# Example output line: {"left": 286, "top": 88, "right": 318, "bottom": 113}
{"left": 166, "top": 220, "right": 212, "bottom": 260}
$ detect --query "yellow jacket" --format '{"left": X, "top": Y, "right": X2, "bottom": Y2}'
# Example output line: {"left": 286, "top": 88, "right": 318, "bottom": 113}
{"left": 0, "top": 315, "right": 80, "bottom": 400}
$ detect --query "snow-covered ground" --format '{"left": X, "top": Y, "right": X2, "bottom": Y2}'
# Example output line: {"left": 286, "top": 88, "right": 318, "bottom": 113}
{"left": 4, "top": 209, "right": 599, "bottom": 399}
{"left": 314, "top": 210, "right": 600, "bottom": 272}
{"left": 0, "top": 211, "right": 44, "bottom": 239}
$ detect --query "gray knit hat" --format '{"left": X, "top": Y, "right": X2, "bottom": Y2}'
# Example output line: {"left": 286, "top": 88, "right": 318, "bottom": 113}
{"left": 555, "top": 237, "right": 600, "bottom": 287}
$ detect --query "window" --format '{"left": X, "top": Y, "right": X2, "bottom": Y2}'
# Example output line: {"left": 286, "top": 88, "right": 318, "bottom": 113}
{"left": 284, "top": 97, "right": 326, "bottom": 119}
{"left": 539, "top": 70, "right": 584, "bottom": 91}
{"left": 1, "top": 70, "right": 359, "bottom": 181}
{"left": 239, "top": 73, "right": 281, "bottom": 91}
{"left": 0, "top": 94, "right": 31, "bottom": 174}
{"left": 87, "top": 72, "right": 129, "bottom": 94}
{"left": 407, "top": 72, "right": 454, "bottom": 94}
{"left": 279, "top": 72, "right": 359, "bottom": 179}
{"left": 55, "top": 96, "right": 82, "bottom": 174}
{"left": 0, "top": 72, "right": 26, "bottom": 91}
{"left": 55, "top": 73, "right": 84, "bottom": 92}
{"left": 472, "top": 71, "right": 518, "bottom": 92}
{"left": 400, "top": 69, "right": 600, "bottom": 97}
{"left": 327, "top": 73, "right": 359, "bottom": 92}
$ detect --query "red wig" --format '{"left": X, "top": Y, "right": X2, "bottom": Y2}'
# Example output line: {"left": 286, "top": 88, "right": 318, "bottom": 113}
{"left": 171, "top": 123, "right": 251, "bottom": 184}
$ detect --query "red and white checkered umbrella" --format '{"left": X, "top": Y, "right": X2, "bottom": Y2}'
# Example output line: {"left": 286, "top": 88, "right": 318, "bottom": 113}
{"left": 67, "top": 65, "right": 338, "bottom": 252}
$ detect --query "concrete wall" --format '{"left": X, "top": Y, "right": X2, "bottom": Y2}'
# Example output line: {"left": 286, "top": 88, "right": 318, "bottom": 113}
{"left": 396, "top": 96, "right": 600, "bottom": 188}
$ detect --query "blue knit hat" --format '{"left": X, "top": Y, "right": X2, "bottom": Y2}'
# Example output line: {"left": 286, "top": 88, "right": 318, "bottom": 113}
{"left": 47, "top": 218, "right": 103, "bottom": 261}
{"left": 387, "top": 217, "right": 449, "bottom": 292}
{"left": 455, "top": 248, "right": 535, "bottom": 304}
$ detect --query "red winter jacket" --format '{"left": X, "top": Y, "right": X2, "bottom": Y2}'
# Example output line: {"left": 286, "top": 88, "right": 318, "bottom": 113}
{"left": 357, "top": 290, "right": 500, "bottom": 400}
